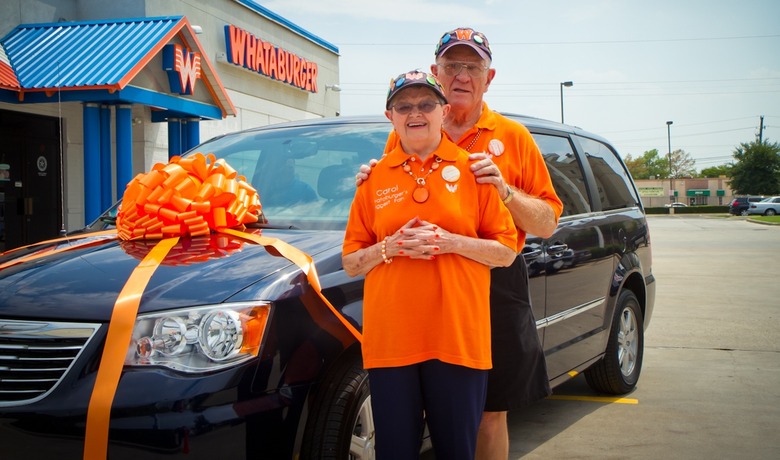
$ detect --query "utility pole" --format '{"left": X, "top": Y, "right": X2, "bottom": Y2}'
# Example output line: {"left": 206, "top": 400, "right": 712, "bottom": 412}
{"left": 758, "top": 115, "right": 764, "bottom": 143}
{"left": 667, "top": 121, "right": 673, "bottom": 204}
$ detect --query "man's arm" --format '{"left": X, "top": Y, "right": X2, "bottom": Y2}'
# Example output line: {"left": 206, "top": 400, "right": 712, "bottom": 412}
{"left": 469, "top": 151, "right": 560, "bottom": 239}
{"left": 504, "top": 187, "right": 557, "bottom": 238}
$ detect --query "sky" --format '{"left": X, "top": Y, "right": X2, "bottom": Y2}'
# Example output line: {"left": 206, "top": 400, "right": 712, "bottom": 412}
{"left": 261, "top": 0, "right": 780, "bottom": 172}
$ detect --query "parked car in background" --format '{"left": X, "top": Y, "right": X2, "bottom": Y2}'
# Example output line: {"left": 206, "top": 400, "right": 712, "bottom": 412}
{"left": 728, "top": 196, "right": 765, "bottom": 215}
{"left": 0, "top": 114, "right": 655, "bottom": 459}
{"left": 747, "top": 196, "right": 780, "bottom": 216}
{"left": 664, "top": 202, "right": 688, "bottom": 208}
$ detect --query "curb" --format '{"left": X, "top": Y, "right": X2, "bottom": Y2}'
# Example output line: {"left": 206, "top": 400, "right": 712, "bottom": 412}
{"left": 746, "top": 217, "right": 780, "bottom": 226}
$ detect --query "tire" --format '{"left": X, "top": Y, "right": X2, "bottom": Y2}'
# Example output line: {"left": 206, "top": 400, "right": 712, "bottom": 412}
{"left": 740, "top": 209, "right": 749, "bottom": 216}
{"left": 300, "top": 358, "right": 374, "bottom": 460}
{"left": 766, "top": 209, "right": 777, "bottom": 216}
{"left": 585, "top": 290, "right": 644, "bottom": 394}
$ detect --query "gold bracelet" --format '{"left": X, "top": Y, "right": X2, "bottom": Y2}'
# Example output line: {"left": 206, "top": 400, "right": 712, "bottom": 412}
{"left": 381, "top": 237, "right": 393, "bottom": 264}
{"left": 502, "top": 186, "right": 514, "bottom": 205}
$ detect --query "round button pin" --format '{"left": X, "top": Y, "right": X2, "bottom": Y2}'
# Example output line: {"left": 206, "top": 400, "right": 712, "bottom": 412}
{"left": 441, "top": 165, "right": 460, "bottom": 183}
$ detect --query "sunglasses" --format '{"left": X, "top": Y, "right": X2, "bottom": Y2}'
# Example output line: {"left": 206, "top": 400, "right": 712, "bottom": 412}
{"left": 391, "top": 100, "right": 443, "bottom": 115}
{"left": 438, "top": 62, "right": 488, "bottom": 78}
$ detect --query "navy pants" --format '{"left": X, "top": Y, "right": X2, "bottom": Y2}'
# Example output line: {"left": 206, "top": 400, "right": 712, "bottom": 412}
{"left": 368, "top": 360, "right": 488, "bottom": 460}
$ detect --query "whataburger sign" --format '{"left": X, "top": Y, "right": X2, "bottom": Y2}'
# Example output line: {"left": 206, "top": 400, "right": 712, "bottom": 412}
{"left": 224, "top": 24, "right": 319, "bottom": 93}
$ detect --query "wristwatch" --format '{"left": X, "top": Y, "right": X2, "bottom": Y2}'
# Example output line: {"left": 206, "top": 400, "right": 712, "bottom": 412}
{"left": 502, "top": 186, "right": 514, "bottom": 205}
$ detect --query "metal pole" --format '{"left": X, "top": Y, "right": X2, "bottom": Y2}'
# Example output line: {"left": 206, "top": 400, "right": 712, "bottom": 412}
{"left": 667, "top": 120, "right": 673, "bottom": 203}
{"left": 560, "top": 83, "right": 564, "bottom": 123}
{"left": 560, "top": 81, "right": 573, "bottom": 124}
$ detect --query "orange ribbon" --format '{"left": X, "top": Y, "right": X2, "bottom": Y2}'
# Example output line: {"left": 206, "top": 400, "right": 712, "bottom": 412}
{"left": 74, "top": 153, "right": 360, "bottom": 459}
{"left": 84, "top": 237, "right": 179, "bottom": 459}
{"left": 221, "top": 228, "right": 363, "bottom": 342}
{"left": 0, "top": 231, "right": 117, "bottom": 271}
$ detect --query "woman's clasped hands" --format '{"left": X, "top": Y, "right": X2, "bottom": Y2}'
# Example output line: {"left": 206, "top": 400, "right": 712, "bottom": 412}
{"left": 386, "top": 217, "right": 453, "bottom": 260}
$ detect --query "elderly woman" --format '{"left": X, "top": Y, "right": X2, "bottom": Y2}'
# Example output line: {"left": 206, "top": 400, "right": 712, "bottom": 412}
{"left": 342, "top": 70, "right": 518, "bottom": 460}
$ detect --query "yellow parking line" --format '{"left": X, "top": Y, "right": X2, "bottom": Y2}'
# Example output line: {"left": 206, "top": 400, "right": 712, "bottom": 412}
{"left": 547, "top": 395, "right": 639, "bottom": 404}
{"left": 550, "top": 371, "right": 639, "bottom": 404}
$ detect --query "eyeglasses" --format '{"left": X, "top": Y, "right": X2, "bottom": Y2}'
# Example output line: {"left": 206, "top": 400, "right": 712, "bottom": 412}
{"left": 391, "top": 100, "right": 442, "bottom": 115}
{"left": 438, "top": 62, "right": 488, "bottom": 78}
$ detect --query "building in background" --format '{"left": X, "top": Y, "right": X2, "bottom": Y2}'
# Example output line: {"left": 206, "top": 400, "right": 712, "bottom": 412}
{"left": 634, "top": 176, "right": 734, "bottom": 208}
{"left": 0, "top": 0, "right": 340, "bottom": 251}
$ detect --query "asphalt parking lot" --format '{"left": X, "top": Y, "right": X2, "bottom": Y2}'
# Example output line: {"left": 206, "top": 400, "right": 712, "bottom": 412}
{"left": 506, "top": 215, "right": 780, "bottom": 459}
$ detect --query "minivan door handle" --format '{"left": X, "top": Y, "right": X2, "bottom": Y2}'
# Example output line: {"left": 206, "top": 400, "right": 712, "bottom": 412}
{"left": 522, "top": 248, "right": 543, "bottom": 258}
{"left": 547, "top": 243, "right": 568, "bottom": 255}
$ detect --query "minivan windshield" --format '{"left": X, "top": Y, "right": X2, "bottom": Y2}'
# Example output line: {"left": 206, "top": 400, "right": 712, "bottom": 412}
{"left": 91, "top": 121, "right": 391, "bottom": 232}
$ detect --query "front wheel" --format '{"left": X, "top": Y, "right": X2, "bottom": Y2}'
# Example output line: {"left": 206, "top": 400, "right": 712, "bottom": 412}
{"left": 585, "top": 290, "right": 644, "bottom": 394}
{"left": 740, "top": 209, "right": 749, "bottom": 216}
{"left": 765, "top": 209, "right": 777, "bottom": 216}
{"left": 301, "top": 358, "right": 374, "bottom": 460}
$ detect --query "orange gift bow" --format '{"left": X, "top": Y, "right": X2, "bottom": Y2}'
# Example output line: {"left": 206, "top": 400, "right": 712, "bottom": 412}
{"left": 116, "top": 153, "right": 261, "bottom": 241}
{"left": 84, "top": 153, "right": 360, "bottom": 459}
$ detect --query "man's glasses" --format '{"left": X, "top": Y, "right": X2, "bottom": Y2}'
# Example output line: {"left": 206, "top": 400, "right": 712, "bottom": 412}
{"left": 438, "top": 62, "right": 488, "bottom": 78}
{"left": 391, "top": 100, "right": 442, "bottom": 115}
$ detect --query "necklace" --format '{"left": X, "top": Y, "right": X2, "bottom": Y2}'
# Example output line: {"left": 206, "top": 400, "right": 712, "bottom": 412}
{"left": 464, "top": 128, "right": 505, "bottom": 158}
{"left": 402, "top": 155, "right": 442, "bottom": 203}
{"left": 464, "top": 128, "right": 482, "bottom": 152}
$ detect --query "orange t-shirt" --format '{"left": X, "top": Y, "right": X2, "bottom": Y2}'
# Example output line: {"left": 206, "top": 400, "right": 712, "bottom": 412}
{"left": 343, "top": 135, "right": 517, "bottom": 370}
{"left": 386, "top": 103, "right": 563, "bottom": 251}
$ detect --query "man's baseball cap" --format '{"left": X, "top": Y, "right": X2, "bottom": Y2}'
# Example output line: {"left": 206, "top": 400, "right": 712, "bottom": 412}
{"left": 386, "top": 70, "right": 447, "bottom": 109}
{"left": 435, "top": 27, "right": 492, "bottom": 61}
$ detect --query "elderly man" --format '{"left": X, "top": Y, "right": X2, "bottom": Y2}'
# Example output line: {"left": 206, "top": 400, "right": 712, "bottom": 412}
{"left": 360, "top": 27, "right": 563, "bottom": 459}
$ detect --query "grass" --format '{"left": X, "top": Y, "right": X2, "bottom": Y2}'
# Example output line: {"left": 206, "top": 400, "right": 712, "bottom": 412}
{"left": 748, "top": 215, "right": 780, "bottom": 224}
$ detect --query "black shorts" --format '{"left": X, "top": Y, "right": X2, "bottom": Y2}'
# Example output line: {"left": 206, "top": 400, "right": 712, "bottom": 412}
{"left": 484, "top": 255, "right": 551, "bottom": 412}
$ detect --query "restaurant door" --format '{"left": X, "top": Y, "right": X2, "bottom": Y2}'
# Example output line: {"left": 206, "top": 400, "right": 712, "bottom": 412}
{"left": 0, "top": 110, "right": 62, "bottom": 252}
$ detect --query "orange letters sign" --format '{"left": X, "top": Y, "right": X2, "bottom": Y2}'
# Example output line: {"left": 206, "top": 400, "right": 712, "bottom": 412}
{"left": 224, "top": 25, "right": 318, "bottom": 93}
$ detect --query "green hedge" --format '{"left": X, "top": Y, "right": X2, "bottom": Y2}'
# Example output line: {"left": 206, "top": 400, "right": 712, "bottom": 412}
{"left": 645, "top": 206, "right": 729, "bottom": 214}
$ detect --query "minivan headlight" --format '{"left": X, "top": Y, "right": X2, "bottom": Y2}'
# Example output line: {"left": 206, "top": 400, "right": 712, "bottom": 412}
{"left": 126, "top": 302, "right": 271, "bottom": 373}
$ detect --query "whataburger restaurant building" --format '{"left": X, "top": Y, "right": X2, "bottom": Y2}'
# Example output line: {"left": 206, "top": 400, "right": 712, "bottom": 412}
{"left": 0, "top": 1, "right": 340, "bottom": 252}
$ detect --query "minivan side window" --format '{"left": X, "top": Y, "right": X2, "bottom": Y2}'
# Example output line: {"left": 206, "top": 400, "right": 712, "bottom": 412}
{"left": 576, "top": 136, "right": 640, "bottom": 211}
{"left": 532, "top": 133, "right": 591, "bottom": 217}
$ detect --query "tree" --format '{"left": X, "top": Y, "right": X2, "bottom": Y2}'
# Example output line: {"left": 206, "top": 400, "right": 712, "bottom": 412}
{"left": 728, "top": 139, "right": 780, "bottom": 195}
{"left": 624, "top": 149, "right": 668, "bottom": 179}
{"left": 670, "top": 149, "right": 696, "bottom": 178}
{"left": 699, "top": 164, "right": 732, "bottom": 178}
{"left": 625, "top": 148, "right": 697, "bottom": 179}
{"left": 624, "top": 153, "right": 648, "bottom": 179}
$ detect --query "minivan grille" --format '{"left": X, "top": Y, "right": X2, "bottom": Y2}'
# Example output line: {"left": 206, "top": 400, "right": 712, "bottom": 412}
{"left": 0, "top": 319, "right": 100, "bottom": 406}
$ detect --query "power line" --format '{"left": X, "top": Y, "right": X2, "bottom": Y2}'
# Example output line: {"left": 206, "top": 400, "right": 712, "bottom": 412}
{"left": 341, "top": 77, "right": 780, "bottom": 87}
{"left": 341, "top": 89, "right": 780, "bottom": 98}
{"left": 599, "top": 117, "right": 761, "bottom": 135}
{"left": 488, "top": 90, "right": 780, "bottom": 98}
{"left": 336, "top": 34, "right": 780, "bottom": 46}
{"left": 491, "top": 77, "right": 780, "bottom": 87}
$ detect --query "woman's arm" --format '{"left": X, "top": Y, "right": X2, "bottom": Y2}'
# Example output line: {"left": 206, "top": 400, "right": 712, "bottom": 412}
{"left": 439, "top": 232, "right": 516, "bottom": 267}
{"left": 343, "top": 218, "right": 419, "bottom": 276}
{"left": 343, "top": 240, "right": 386, "bottom": 277}
{"left": 396, "top": 220, "right": 516, "bottom": 267}
{"left": 343, "top": 217, "right": 516, "bottom": 276}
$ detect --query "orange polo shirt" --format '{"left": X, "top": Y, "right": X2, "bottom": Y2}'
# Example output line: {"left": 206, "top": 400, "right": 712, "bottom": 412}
{"left": 386, "top": 103, "right": 563, "bottom": 251}
{"left": 343, "top": 135, "right": 517, "bottom": 370}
